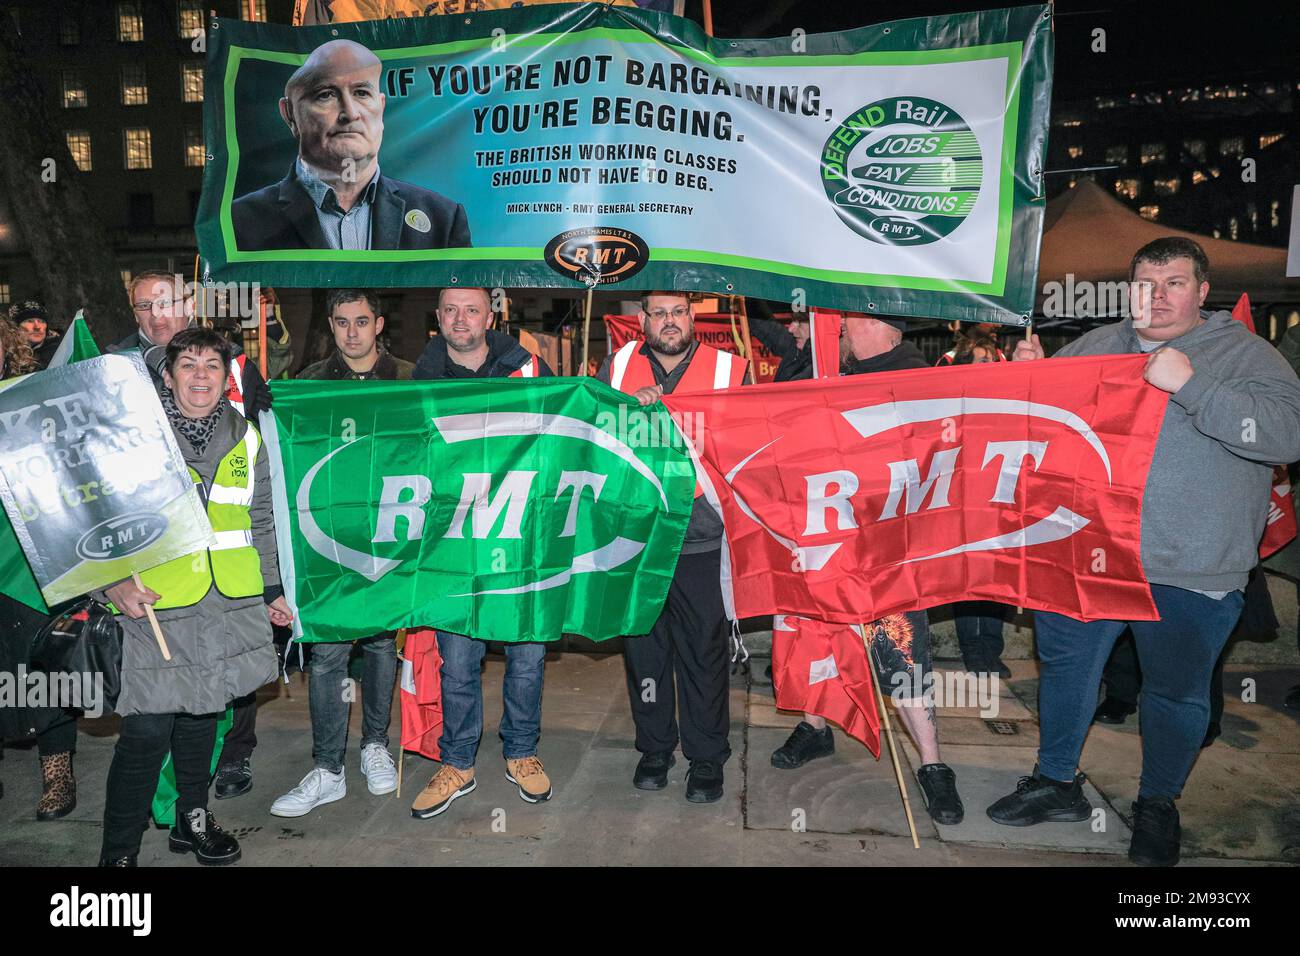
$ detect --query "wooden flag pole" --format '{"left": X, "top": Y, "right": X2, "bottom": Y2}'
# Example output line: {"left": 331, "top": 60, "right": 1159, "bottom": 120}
{"left": 581, "top": 285, "right": 594, "bottom": 375}
{"left": 861, "top": 622, "right": 920, "bottom": 849}
{"left": 702, "top": 0, "right": 714, "bottom": 36}
{"left": 134, "top": 572, "right": 172, "bottom": 661}
{"left": 735, "top": 295, "right": 756, "bottom": 383}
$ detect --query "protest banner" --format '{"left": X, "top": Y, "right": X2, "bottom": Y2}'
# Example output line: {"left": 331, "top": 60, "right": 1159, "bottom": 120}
{"left": 198, "top": 3, "right": 1052, "bottom": 322}
{"left": 261, "top": 376, "right": 695, "bottom": 643}
{"left": 291, "top": 0, "right": 667, "bottom": 27}
{"left": 0, "top": 354, "right": 216, "bottom": 606}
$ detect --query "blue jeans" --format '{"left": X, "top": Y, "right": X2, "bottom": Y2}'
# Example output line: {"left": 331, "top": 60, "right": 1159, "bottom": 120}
{"left": 308, "top": 634, "right": 398, "bottom": 773}
{"left": 953, "top": 600, "right": 1007, "bottom": 664}
{"left": 437, "top": 631, "right": 546, "bottom": 770}
{"left": 1034, "top": 584, "right": 1243, "bottom": 799}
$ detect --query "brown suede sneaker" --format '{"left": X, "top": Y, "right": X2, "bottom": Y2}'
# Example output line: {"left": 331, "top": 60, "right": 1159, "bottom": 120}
{"left": 505, "top": 755, "right": 553, "bottom": 803}
{"left": 410, "top": 765, "right": 476, "bottom": 820}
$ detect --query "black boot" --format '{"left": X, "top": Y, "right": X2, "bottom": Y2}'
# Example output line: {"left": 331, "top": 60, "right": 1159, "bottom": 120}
{"left": 214, "top": 758, "right": 252, "bottom": 800}
{"left": 770, "top": 721, "right": 835, "bottom": 769}
{"left": 1093, "top": 697, "right": 1137, "bottom": 725}
{"left": 98, "top": 854, "right": 137, "bottom": 867}
{"left": 987, "top": 765, "right": 1092, "bottom": 826}
{"left": 916, "top": 763, "right": 964, "bottom": 825}
{"left": 632, "top": 752, "right": 676, "bottom": 791}
{"left": 1129, "top": 796, "right": 1180, "bottom": 867}
{"left": 169, "top": 808, "right": 241, "bottom": 866}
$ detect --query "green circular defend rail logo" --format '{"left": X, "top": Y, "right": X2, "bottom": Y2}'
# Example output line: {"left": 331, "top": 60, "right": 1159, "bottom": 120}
{"left": 821, "top": 96, "right": 983, "bottom": 245}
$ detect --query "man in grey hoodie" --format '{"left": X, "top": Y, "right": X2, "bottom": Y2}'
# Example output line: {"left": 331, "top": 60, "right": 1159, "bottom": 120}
{"left": 986, "top": 237, "right": 1300, "bottom": 866}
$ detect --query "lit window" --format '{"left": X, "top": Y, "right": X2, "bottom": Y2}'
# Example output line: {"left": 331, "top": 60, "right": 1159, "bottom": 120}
{"left": 117, "top": 2, "right": 144, "bottom": 42}
{"left": 1260, "top": 132, "right": 1285, "bottom": 149}
{"left": 184, "top": 127, "right": 205, "bottom": 167}
{"left": 1248, "top": 203, "right": 1258, "bottom": 231}
{"left": 1059, "top": 119, "right": 1083, "bottom": 128}
{"left": 1183, "top": 139, "right": 1206, "bottom": 161}
{"left": 59, "top": 13, "right": 80, "bottom": 45}
{"left": 124, "top": 128, "right": 152, "bottom": 170}
{"left": 0, "top": 284, "right": 10, "bottom": 306}
{"left": 1192, "top": 170, "right": 1208, "bottom": 185}
{"left": 178, "top": 0, "right": 204, "bottom": 38}
{"left": 61, "top": 71, "right": 87, "bottom": 109}
{"left": 1272, "top": 199, "right": 1282, "bottom": 229}
{"left": 121, "top": 64, "right": 148, "bottom": 106}
{"left": 1094, "top": 96, "right": 1119, "bottom": 109}
{"left": 1140, "top": 142, "right": 1166, "bottom": 165}
{"left": 1210, "top": 166, "right": 1221, "bottom": 178}
{"left": 65, "top": 131, "right": 92, "bottom": 172}
{"left": 1115, "top": 178, "right": 1141, "bottom": 200}
{"left": 1219, "top": 136, "right": 1244, "bottom": 158}
{"left": 1229, "top": 217, "right": 1239, "bottom": 240}
{"left": 1154, "top": 177, "right": 1180, "bottom": 196}
{"left": 181, "top": 62, "right": 204, "bottom": 103}
{"left": 1178, "top": 88, "right": 1200, "bottom": 103}
{"left": 1105, "top": 145, "right": 1128, "bottom": 164}
{"left": 240, "top": 0, "right": 268, "bottom": 21}
{"left": 1139, "top": 205, "right": 1160, "bottom": 221}
{"left": 1067, "top": 145, "right": 1084, "bottom": 159}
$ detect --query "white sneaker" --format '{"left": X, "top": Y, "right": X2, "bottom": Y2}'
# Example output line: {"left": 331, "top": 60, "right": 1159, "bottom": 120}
{"left": 269, "top": 767, "right": 346, "bottom": 817}
{"left": 360, "top": 743, "right": 398, "bottom": 796}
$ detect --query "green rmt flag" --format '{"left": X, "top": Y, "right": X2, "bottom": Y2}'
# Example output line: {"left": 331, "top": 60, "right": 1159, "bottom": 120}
{"left": 263, "top": 376, "right": 696, "bottom": 643}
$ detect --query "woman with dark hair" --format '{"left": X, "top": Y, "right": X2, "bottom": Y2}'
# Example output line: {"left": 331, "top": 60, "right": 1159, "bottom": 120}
{"left": 97, "top": 327, "right": 290, "bottom": 866}
{"left": 0, "top": 317, "right": 81, "bottom": 819}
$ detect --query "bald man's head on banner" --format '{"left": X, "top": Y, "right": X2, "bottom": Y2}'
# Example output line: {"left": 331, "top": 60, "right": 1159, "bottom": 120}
{"left": 279, "top": 39, "right": 386, "bottom": 179}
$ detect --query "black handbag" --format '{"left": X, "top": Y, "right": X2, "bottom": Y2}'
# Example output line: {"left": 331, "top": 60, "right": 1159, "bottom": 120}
{"left": 28, "top": 598, "right": 124, "bottom": 711}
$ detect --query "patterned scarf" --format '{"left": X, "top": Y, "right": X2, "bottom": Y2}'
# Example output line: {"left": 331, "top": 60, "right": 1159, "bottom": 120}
{"left": 161, "top": 386, "right": 224, "bottom": 457}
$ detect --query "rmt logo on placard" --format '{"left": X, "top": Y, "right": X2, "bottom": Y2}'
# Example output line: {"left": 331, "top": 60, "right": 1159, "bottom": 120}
{"left": 75, "top": 513, "right": 168, "bottom": 561}
{"left": 544, "top": 227, "right": 649, "bottom": 285}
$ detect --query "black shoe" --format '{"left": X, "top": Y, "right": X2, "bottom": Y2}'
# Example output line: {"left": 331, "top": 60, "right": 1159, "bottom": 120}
{"left": 214, "top": 758, "right": 252, "bottom": 799}
{"left": 989, "top": 657, "right": 1013, "bottom": 680}
{"left": 1129, "top": 795, "right": 1180, "bottom": 866}
{"left": 168, "top": 808, "right": 241, "bottom": 866}
{"left": 632, "top": 751, "right": 676, "bottom": 791}
{"left": 987, "top": 766, "right": 1092, "bottom": 826}
{"left": 98, "top": 854, "right": 137, "bottom": 867}
{"left": 1201, "top": 721, "right": 1221, "bottom": 749}
{"left": 916, "top": 763, "right": 964, "bottom": 825}
{"left": 685, "top": 759, "right": 724, "bottom": 804}
{"left": 1284, "top": 684, "right": 1300, "bottom": 711}
{"left": 771, "top": 721, "right": 835, "bottom": 769}
{"left": 764, "top": 662, "right": 773, "bottom": 681}
{"left": 1093, "top": 697, "right": 1137, "bottom": 725}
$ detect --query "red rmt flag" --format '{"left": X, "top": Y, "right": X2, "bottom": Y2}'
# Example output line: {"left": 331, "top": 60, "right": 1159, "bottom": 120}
{"left": 663, "top": 354, "right": 1168, "bottom": 624}
{"left": 400, "top": 628, "right": 443, "bottom": 761}
{"left": 772, "top": 615, "right": 881, "bottom": 757}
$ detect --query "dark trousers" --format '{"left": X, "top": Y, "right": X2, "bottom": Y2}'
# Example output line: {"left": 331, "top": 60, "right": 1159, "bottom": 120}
{"left": 101, "top": 712, "right": 217, "bottom": 859}
{"left": 623, "top": 548, "right": 731, "bottom": 765}
{"left": 38, "top": 712, "right": 78, "bottom": 756}
{"left": 219, "top": 692, "right": 257, "bottom": 766}
{"left": 1035, "top": 584, "right": 1243, "bottom": 799}
{"left": 953, "top": 600, "right": 1007, "bottom": 665}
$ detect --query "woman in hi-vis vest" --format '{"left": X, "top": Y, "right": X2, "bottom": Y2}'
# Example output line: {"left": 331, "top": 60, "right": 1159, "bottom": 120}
{"left": 97, "top": 328, "right": 291, "bottom": 868}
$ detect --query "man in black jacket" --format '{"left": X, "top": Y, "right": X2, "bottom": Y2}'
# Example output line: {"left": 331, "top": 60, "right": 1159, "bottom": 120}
{"left": 231, "top": 39, "right": 470, "bottom": 252}
{"left": 767, "top": 314, "right": 965, "bottom": 826}
{"left": 409, "top": 288, "right": 556, "bottom": 821}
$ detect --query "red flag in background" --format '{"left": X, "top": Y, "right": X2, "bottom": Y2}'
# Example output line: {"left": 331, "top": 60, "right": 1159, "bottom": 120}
{"left": 400, "top": 628, "right": 443, "bottom": 760}
{"left": 808, "top": 310, "right": 844, "bottom": 379}
{"left": 664, "top": 353, "right": 1168, "bottom": 625}
{"left": 1231, "top": 292, "right": 1256, "bottom": 333}
{"left": 603, "top": 314, "right": 785, "bottom": 382}
{"left": 772, "top": 615, "right": 880, "bottom": 757}
{"left": 1228, "top": 293, "right": 1297, "bottom": 558}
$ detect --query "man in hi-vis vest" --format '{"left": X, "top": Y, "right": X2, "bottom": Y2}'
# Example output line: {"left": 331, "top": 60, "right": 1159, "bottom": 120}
{"left": 409, "top": 288, "right": 554, "bottom": 821}
{"left": 598, "top": 291, "right": 748, "bottom": 803}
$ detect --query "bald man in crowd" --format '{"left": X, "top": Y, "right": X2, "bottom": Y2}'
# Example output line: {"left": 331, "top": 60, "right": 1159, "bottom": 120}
{"left": 232, "top": 39, "right": 470, "bottom": 251}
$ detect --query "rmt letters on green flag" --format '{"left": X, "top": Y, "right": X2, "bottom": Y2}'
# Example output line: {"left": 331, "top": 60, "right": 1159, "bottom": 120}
{"left": 262, "top": 377, "right": 695, "bottom": 643}
{"left": 0, "top": 354, "right": 216, "bottom": 605}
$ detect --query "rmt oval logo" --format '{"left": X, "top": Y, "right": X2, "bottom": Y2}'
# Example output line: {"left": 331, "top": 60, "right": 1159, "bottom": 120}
{"left": 75, "top": 513, "right": 168, "bottom": 561}
{"left": 544, "top": 227, "right": 649, "bottom": 285}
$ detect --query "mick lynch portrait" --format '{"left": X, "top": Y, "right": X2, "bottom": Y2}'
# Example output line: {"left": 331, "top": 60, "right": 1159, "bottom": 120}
{"left": 231, "top": 39, "right": 472, "bottom": 252}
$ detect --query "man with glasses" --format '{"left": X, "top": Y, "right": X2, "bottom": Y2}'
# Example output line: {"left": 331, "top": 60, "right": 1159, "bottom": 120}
{"left": 597, "top": 291, "right": 748, "bottom": 803}
{"left": 117, "top": 269, "right": 273, "bottom": 801}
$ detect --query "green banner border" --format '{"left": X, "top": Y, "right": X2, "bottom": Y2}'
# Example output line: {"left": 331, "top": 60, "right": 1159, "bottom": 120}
{"left": 199, "top": 2, "right": 1053, "bottom": 324}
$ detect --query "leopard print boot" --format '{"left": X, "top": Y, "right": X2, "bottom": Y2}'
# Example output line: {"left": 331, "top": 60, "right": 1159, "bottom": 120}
{"left": 37, "top": 752, "right": 76, "bottom": 821}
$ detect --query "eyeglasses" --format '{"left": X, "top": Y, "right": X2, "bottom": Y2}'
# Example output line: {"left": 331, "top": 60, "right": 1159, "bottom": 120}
{"left": 646, "top": 306, "right": 690, "bottom": 321}
{"left": 132, "top": 294, "right": 192, "bottom": 315}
